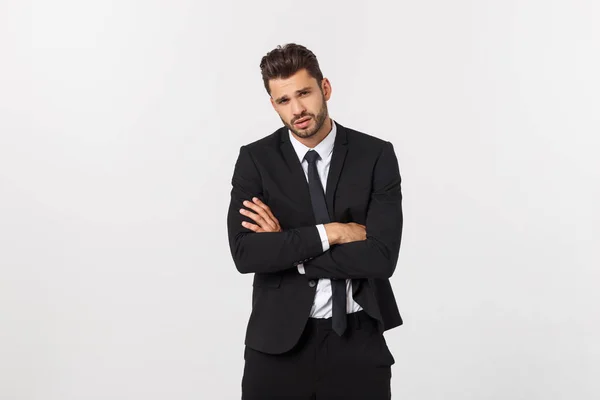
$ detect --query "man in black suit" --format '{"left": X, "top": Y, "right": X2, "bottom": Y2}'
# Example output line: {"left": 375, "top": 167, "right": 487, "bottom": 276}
{"left": 227, "top": 43, "right": 403, "bottom": 399}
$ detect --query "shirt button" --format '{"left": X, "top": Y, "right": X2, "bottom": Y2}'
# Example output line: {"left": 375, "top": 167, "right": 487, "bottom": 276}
{"left": 308, "top": 280, "right": 317, "bottom": 287}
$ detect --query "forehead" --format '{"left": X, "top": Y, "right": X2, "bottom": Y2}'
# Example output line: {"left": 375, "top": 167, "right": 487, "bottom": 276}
{"left": 269, "top": 69, "right": 319, "bottom": 97}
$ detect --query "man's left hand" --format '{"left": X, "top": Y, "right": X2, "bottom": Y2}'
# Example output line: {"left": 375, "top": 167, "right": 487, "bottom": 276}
{"left": 240, "top": 197, "right": 282, "bottom": 233}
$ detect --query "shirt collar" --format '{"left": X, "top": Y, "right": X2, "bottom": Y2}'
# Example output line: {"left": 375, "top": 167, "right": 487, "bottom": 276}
{"left": 288, "top": 119, "right": 337, "bottom": 163}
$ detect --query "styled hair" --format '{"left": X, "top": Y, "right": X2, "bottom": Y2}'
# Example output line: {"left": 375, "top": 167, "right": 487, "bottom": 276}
{"left": 259, "top": 43, "right": 324, "bottom": 95}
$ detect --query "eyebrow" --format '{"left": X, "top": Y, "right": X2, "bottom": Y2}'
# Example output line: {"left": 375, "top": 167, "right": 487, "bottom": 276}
{"left": 274, "top": 87, "right": 312, "bottom": 104}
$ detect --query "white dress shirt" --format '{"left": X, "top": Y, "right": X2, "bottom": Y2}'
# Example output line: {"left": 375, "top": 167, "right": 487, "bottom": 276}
{"left": 288, "top": 120, "right": 363, "bottom": 318}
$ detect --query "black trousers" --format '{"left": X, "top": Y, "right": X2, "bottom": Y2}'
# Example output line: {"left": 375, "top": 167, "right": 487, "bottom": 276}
{"left": 241, "top": 311, "right": 395, "bottom": 399}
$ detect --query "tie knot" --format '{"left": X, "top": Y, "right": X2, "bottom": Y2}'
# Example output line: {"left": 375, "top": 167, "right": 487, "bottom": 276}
{"left": 304, "top": 150, "right": 320, "bottom": 164}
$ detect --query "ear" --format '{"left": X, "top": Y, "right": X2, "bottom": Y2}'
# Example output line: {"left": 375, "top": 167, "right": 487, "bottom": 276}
{"left": 321, "top": 78, "right": 332, "bottom": 101}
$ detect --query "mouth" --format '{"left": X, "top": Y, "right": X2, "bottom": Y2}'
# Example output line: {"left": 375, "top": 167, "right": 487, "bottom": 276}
{"left": 294, "top": 117, "right": 312, "bottom": 128}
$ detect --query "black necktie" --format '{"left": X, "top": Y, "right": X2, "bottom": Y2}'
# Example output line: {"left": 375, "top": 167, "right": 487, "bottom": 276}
{"left": 304, "top": 150, "right": 347, "bottom": 336}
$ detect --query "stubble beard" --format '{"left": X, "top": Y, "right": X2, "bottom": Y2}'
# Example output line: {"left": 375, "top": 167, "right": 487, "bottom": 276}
{"left": 283, "top": 98, "right": 329, "bottom": 139}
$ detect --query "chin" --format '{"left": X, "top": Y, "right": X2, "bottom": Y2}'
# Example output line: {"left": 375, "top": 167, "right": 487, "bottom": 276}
{"left": 293, "top": 128, "right": 319, "bottom": 138}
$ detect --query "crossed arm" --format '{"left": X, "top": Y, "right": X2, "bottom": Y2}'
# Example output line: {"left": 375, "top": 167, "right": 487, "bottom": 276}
{"left": 238, "top": 197, "right": 366, "bottom": 245}
{"left": 227, "top": 142, "right": 402, "bottom": 279}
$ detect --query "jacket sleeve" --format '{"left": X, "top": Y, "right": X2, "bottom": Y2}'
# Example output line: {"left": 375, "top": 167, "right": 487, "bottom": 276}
{"left": 303, "top": 141, "right": 403, "bottom": 279}
{"left": 227, "top": 145, "right": 325, "bottom": 274}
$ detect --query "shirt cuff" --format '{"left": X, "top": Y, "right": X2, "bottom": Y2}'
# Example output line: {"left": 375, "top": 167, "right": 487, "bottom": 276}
{"left": 297, "top": 264, "right": 306, "bottom": 274}
{"left": 316, "top": 224, "right": 330, "bottom": 252}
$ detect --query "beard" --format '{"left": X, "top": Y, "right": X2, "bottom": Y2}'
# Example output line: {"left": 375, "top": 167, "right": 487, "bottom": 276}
{"left": 282, "top": 97, "right": 329, "bottom": 139}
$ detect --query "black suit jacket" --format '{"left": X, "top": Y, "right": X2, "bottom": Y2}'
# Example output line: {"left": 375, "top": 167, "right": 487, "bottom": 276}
{"left": 227, "top": 122, "right": 403, "bottom": 354}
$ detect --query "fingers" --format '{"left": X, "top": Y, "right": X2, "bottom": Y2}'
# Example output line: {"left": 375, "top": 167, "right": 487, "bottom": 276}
{"left": 239, "top": 208, "right": 271, "bottom": 230}
{"left": 252, "top": 197, "right": 281, "bottom": 226}
{"left": 241, "top": 198, "right": 279, "bottom": 231}
{"left": 241, "top": 221, "right": 262, "bottom": 232}
{"left": 247, "top": 198, "right": 279, "bottom": 228}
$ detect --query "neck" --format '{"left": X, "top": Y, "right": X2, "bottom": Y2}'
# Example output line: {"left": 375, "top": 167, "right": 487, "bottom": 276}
{"left": 294, "top": 117, "right": 332, "bottom": 148}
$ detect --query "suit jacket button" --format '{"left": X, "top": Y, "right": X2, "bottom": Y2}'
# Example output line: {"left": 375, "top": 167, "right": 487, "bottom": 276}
{"left": 308, "top": 280, "right": 316, "bottom": 287}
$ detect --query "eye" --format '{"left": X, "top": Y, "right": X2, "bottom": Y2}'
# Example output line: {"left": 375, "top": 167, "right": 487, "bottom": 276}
{"left": 280, "top": 99, "right": 289, "bottom": 104}
{"left": 299, "top": 91, "right": 309, "bottom": 96}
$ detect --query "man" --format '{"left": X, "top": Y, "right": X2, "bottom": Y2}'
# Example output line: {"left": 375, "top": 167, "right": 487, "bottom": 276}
{"left": 227, "top": 43, "right": 403, "bottom": 399}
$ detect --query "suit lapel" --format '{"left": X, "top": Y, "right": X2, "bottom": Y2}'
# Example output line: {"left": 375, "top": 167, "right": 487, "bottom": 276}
{"left": 325, "top": 123, "right": 348, "bottom": 220}
{"left": 278, "top": 122, "right": 349, "bottom": 223}
{"left": 279, "top": 128, "right": 313, "bottom": 213}
{"left": 281, "top": 122, "right": 362, "bottom": 292}
{"left": 325, "top": 124, "right": 363, "bottom": 294}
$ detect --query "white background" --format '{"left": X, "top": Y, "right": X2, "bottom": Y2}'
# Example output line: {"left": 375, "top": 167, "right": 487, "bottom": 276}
{"left": 1, "top": 0, "right": 599, "bottom": 399}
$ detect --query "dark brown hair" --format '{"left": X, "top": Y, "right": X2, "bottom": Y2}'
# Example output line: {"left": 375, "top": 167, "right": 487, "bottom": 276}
{"left": 259, "top": 43, "right": 324, "bottom": 95}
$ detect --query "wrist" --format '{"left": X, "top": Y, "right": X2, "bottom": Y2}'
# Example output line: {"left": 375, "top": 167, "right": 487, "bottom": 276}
{"left": 324, "top": 223, "right": 341, "bottom": 246}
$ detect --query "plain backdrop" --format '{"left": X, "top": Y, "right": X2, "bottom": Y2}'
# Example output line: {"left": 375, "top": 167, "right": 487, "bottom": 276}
{"left": 1, "top": 0, "right": 599, "bottom": 399}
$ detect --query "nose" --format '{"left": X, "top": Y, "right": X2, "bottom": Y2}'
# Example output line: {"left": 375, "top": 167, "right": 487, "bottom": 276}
{"left": 290, "top": 98, "right": 306, "bottom": 118}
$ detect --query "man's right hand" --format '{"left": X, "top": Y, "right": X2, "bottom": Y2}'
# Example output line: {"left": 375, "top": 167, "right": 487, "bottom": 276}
{"left": 323, "top": 222, "right": 367, "bottom": 246}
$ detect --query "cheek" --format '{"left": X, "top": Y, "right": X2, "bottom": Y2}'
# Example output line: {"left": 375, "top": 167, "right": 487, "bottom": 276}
{"left": 309, "top": 99, "right": 323, "bottom": 115}
{"left": 280, "top": 110, "right": 294, "bottom": 123}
